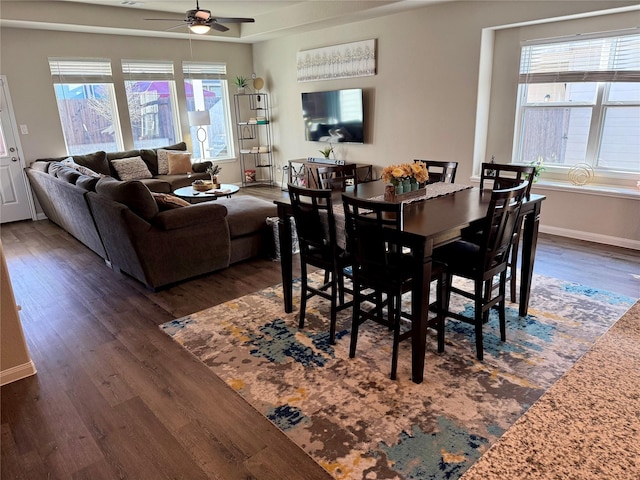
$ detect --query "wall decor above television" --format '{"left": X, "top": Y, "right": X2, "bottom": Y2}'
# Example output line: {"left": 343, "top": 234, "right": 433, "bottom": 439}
{"left": 302, "top": 88, "right": 365, "bottom": 144}
{"left": 296, "top": 39, "right": 376, "bottom": 82}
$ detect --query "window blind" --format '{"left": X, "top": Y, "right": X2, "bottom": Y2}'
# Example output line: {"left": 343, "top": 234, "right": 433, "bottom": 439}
{"left": 182, "top": 61, "right": 227, "bottom": 79}
{"left": 519, "top": 31, "right": 640, "bottom": 84}
{"left": 121, "top": 60, "right": 175, "bottom": 80}
{"left": 48, "top": 58, "right": 113, "bottom": 83}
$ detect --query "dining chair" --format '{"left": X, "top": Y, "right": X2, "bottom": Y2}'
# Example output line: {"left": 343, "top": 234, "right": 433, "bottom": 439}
{"left": 342, "top": 194, "right": 446, "bottom": 380}
{"left": 317, "top": 164, "right": 358, "bottom": 191}
{"left": 434, "top": 182, "right": 528, "bottom": 361}
{"left": 414, "top": 159, "right": 458, "bottom": 184}
{"left": 479, "top": 162, "right": 535, "bottom": 302}
{"left": 287, "top": 184, "right": 352, "bottom": 344}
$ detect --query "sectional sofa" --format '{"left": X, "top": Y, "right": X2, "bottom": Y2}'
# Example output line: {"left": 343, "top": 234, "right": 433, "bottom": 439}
{"left": 26, "top": 144, "right": 277, "bottom": 290}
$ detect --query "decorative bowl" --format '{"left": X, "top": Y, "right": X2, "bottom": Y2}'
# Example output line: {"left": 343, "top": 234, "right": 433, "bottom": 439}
{"left": 192, "top": 181, "right": 213, "bottom": 192}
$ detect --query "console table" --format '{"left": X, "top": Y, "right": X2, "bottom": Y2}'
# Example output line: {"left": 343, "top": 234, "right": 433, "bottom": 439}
{"left": 287, "top": 159, "right": 373, "bottom": 189}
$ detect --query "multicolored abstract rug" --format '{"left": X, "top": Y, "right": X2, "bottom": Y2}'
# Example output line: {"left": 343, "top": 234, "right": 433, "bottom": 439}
{"left": 160, "top": 273, "right": 635, "bottom": 480}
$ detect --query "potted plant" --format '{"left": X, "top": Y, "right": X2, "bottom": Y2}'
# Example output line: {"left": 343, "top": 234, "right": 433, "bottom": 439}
{"left": 319, "top": 145, "right": 334, "bottom": 159}
{"left": 234, "top": 76, "right": 248, "bottom": 93}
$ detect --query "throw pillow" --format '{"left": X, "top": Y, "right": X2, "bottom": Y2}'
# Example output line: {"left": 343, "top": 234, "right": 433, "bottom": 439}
{"left": 167, "top": 152, "right": 193, "bottom": 175}
{"left": 72, "top": 151, "right": 110, "bottom": 176}
{"left": 157, "top": 149, "right": 189, "bottom": 175}
{"left": 95, "top": 178, "right": 159, "bottom": 221}
{"left": 61, "top": 157, "right": 103, "bottom": 178}
{"left": 151, "top": 192, "right": 190, "bottom": 210}
{"left": 110, "top": 156, "right": 153, "bottom": 182}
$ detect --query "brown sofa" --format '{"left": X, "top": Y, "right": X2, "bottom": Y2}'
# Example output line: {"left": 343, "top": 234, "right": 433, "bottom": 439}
{"left": 25, "top": 146, "right": 278, "bottom": 290}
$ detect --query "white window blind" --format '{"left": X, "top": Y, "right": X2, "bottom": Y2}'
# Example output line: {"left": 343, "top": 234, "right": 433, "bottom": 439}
{"left": 121, "top": 60, "right": 174, "bottom": 80}
{"left": 519, "top": 31, "right": 640, "bottom": 84}
{"left": 182, "top": 61, "right": 227, "bottom": 79}
{"left": 48, "top": 58, "right": 112, "bottom": 82}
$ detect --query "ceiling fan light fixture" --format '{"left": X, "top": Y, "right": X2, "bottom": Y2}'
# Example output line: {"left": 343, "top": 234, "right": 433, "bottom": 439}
{"left": 189, "top": 22, "right": 211, "bottom": 34}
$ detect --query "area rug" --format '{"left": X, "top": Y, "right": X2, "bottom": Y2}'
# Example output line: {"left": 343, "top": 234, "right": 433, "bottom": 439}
{"left": 160, "top": 273, "right": 635, "bottom": 480}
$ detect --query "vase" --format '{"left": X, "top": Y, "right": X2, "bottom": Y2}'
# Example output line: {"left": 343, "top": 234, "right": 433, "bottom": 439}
{"left": 395, "top": 183, "right": 404, "bottom": 194}
{"left": 210, "top": 175, "right": 220, "bottom": 189}
{"left": 411, "top": 181, "right": 419, "bottom": 191}
{"left": 402, "top": 178, "right": 411, "bottom": 190}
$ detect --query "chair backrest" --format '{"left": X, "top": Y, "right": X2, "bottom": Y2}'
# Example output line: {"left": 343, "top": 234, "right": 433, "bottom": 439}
{"left": 480, "top": 163, "right": 535, "bottom": 199}
{"left": 317, "top": 164, "right": 358, "bottom": 191}
{"left": 415, "top": 159, "right": 458, "bottom": 184}
{"left": 287, "top": 183, "right": 339, "bottom": 259}
{"left": 342, "top": 195, "right": 422, "bottom": 279}
{"left": 480, "top": 182, "right": 528, "bottom": 276}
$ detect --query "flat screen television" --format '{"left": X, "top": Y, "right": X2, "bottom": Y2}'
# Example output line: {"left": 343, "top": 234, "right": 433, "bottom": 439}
{"left": 301, "top": 88, "right": 364, "bottom": 143}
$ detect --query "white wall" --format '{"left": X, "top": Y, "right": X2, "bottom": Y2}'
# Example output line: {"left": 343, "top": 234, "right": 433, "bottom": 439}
{"left": 252, "top": 1, "right": 640, "bottom": 248}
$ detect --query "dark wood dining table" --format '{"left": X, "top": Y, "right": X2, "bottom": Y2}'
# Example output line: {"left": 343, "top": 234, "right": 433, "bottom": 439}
{"left": 274, "top": 180, "right": 545, "bottom": 384}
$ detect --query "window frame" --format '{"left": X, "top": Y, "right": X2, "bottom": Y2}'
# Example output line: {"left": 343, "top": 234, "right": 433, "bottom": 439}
{"left": 512, "top": 30, "right": 640, "bottom": 185}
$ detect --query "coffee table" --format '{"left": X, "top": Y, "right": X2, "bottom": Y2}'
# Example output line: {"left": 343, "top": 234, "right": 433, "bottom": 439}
{"left": 173, "top": 184, "right": 239, "bottom": 203}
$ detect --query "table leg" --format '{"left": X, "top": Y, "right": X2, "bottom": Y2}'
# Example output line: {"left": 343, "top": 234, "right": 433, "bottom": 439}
{"left": 519, "top": 203, "right": 541, "bottom": 317}
{"left": 411, "top": 252, "right": 432, "bottom": 384}
{"left": 277, "top": 204, "right": 294, "bottom": 313}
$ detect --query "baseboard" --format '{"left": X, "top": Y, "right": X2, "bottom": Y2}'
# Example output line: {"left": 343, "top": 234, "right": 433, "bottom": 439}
{"left": 0, "top": 360, "right": 37, "bottom": 386}
{"left": 35, "top": 212, "right": 47, "bottom": 221}
{"left": 539, "top": 225, "right": 640, "bottom": 251}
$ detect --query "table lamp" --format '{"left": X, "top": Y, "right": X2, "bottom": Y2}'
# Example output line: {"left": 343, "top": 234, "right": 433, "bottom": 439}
{"left": 188, "top": 110, "right": 211, "bottom": 161}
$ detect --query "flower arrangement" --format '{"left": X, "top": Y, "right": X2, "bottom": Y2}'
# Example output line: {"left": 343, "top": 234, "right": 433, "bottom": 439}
{"left": 206, "top": 164, "right": 221, "bottom": 178}
{"left": 381, "top": 161, "right": 429, "bottom": 187}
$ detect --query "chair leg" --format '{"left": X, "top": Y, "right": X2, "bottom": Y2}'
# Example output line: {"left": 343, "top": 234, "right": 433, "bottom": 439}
{"left": 349, "top": 285, "right": 361, "bottom": 359}
{"left": 474, "top": 280, "right": 484, "bottom": 361}
{"left": 510, "top": 230, "right": 522, "bottom": 303}
{"left": 390, "top": 293, "right": 402, "bottom": 380}
{"left": 499, "top": 272, "right": 507, "bottom": 342}
{"left": 298, "top": 262, "right": 308, "bottom": 329}
{"left": 329, "top": 270, "right": 338, "bottom": 345}
{"left": 436, "top": 274, "right": 447, "bottom": 353}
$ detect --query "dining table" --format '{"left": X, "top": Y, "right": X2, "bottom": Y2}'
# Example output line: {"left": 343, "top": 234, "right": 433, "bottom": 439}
{"left": 274, "top": 180, "right": 545, "bottom": 384}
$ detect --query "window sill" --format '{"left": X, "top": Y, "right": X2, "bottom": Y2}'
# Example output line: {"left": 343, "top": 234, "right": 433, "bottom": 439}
{"left": 470, "top": 177, "right": 640, "bottom": 200}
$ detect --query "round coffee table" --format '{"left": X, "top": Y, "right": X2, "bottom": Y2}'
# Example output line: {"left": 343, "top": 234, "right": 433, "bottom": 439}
{"left": 173, "top": 184, "right": 240, "bottom": 203}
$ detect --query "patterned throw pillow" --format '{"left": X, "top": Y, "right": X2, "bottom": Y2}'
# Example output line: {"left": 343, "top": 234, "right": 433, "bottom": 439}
{"left": 157, "top": 149, "right": 189, "bottom": 175}
{"left": 151, "top": 192, "right": 190, "bottom": 210}
{"left": 61, "top": 157, "right": 103, "bottom": 178}
{"left": 166, "top": 152, "right": 193, "bottom": 175}
{"left": 110, "top": 156, "right": 153, "bottom": 182}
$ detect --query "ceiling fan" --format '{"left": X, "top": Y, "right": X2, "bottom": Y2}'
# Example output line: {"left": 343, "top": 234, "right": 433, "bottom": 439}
{"left": 144, "top": 0, "right": 255, "bottom": 34}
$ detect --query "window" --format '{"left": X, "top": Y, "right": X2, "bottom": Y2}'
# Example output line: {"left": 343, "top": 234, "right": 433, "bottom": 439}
{"left": 121, "top": 60, "right": 180, "bottom": 150}
{"left": 49, "top": 58, "right": 123, "bottom": 155}
{"left": 515, "top": 31, "right": 640, "bottom": 176}
{"left": 183, "top": 61, "right": 234, "bottom": 161}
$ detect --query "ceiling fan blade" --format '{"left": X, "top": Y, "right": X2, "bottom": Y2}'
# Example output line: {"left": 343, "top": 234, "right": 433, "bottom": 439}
{"left": 165, "top": 23, "right": 188, "bottom": 31}
{"left": 210, "top": 22, "right": 229, "bottom": 32}
{"left": 144, "top": 17, "right": 185, "bottom": 21}
{"left": 213, "top": 17, "right": 255, "bottom": 24}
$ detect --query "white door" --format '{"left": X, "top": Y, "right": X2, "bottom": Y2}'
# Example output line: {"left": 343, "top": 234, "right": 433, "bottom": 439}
{"left": 0, "top": 76, "right": 34, "bottom": 223}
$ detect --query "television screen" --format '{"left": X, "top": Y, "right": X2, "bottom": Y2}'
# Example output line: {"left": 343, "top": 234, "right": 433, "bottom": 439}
{"left": 301, "top": 88, "right": 364, "bottom": 143}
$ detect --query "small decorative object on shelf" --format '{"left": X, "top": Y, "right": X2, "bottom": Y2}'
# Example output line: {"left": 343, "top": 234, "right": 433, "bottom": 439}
{"left": 245, "top": 169, "right": 256, "bottom": 183}
{"left": 235, "top": 75, "right": 248, "bottom": 93}
{"left": 381, "top": 161, "right": 429, "bottom": 197}
{"left": 319, "top": 144, "right": 334, "bottom": 159}
{"left": 568, "top": 163, "right": 594, "bottom": 186}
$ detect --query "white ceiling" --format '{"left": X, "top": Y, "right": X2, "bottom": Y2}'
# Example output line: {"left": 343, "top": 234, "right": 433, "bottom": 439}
{"left": 2, "top": 1, "right": 448, "bottom": 43}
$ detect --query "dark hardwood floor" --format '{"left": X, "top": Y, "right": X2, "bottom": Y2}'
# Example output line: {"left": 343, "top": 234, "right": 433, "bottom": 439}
{"left": 1, "top": 184, "right": 639, "bottom": 479}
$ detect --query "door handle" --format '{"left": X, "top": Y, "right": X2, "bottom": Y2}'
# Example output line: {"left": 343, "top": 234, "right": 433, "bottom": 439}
{"left": 11, "top": 157, "right": 18, "bottom": 162}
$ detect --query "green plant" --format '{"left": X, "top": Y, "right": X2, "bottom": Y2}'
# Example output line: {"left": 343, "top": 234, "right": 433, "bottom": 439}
{"left": 319, "top": 145, "right": 333, "bottom": 158}
{"left": 234, "top": 76, "right": 248, "bottom": 88}
{"left": 528, "top": 156, "right": 545, "bottom": 182}
{"left": 206, "top": 164, "right": 221, "bottom": 177}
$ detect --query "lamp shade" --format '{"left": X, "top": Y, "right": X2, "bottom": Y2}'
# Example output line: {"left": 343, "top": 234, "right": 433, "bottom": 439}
{"left": 188, "top": 110, "right": 211, "bottom": 126}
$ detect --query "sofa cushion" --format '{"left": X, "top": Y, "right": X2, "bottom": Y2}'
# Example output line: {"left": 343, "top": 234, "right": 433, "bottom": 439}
{"left": 151, "top": 192, "right": 190, "bottom": 210}
{"left": 76, "top": 175, "right": 100, "bottom": 191}
{"left": 110, "top": 156, "right": 153, "bottom": 182}
{"left": 61, "top": 157, "right": 103, "bottom": 178}
{"left": 73, "top": 151, "right": 109, "bottom": 176}
{"left": 217, "top": 196, "right": 277, "bottom": 238}
{"left": 96, "top": 177, "right": 159, "bottom": 221}
{"left": 57, "top": 166, "right": 83, "bottom": 184}
{"left": 167, "top": 152, "right": 193, "bottom": 175}
{"left": 30, "top": 160, "right": 52, "bottom": 173}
